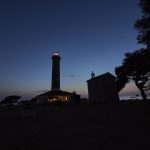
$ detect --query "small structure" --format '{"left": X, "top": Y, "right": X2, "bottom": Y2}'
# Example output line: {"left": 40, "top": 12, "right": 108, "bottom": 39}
{"left": 87, "top": 72, "right": 119, "bottom": 103}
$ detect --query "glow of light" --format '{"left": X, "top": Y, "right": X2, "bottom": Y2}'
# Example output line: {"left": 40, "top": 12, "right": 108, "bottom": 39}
{"left": 54, "top": 52, "right": 59, "bottom": 56}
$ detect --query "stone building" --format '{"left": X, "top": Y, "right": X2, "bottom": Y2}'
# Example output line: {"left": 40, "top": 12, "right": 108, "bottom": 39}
{"left": 87, "top": 72, "right": 119, "bottom": 103}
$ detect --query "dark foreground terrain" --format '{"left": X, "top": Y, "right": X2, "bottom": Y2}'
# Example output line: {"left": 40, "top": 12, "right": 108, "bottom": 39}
{"left": 0, "top": 102, "right": 150, "bottom": 150}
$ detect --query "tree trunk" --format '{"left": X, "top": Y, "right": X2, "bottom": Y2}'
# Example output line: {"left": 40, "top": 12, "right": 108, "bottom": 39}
{"left": 135, "top": 81, "right": 147, "bottom": 100}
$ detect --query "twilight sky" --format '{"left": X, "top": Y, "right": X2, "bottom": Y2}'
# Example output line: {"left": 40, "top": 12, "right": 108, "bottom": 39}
{"left": 0, "top": 0, "right": 143, "bottom": 100}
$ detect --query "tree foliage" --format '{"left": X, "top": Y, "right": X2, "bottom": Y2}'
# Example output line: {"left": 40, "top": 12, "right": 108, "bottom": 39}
{"left": 134, "top": 0, "right": 150, "bottom": 47}
{"left": 115, "top": 48, "right": 150, "bottom": 100}
{"left": 115, "top": 0, "right": 150, "bottom": 100}
{"left": 115, "top": 65, "right": 128, "bottom": 92}
{"left": 0, "top": 95, "right": 21, "bottom": 105}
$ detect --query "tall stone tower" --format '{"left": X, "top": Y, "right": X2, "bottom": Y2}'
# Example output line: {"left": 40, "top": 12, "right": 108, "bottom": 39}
{"left": 51, "top": 52, "right": 61, "bottom": 91}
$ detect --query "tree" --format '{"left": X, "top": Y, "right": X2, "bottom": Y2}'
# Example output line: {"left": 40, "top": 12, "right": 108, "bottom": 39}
{"left": 115, "top": 48, "right": 150, "bottom": 100}
{"left": 115, "top": 0, "right": 150, "bottom": 100}
{"left": 134, "top": 0, "right": 150, "bottom": 47}
{"left": 0, "top": 95, "right": 21, "bottom": 105}
{"left": 115, "top": 65, "right": 128, "bottom": 92}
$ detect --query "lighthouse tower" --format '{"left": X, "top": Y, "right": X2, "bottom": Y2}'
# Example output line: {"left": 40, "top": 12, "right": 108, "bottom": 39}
{"left": 51, "top": 52, "right": 61, "bottom": 91}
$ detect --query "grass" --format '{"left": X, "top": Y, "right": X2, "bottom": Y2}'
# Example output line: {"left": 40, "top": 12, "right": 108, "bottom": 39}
{"left": 0, "top": 102, "right": 150, "bottom": 150}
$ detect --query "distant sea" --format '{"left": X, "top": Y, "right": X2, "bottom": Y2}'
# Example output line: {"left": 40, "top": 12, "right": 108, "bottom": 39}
{"left": 119, "top": 95, "right": 150, "bottom": 100}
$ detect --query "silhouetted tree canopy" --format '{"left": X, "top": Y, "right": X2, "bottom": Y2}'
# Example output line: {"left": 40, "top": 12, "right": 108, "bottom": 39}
{"left": 134, "top": 0, "right": 150, "bottom": 47}
{"left": 115, "top": 65, "right": 128, "bottom": 92}
{"left": 0, "top": 95, "right": 21, "bottom": 105}
{"left": 115, "top": 48, "right": 150, "bottom": 100}
{"left": 115, "top": 0, "right": 150, "bottom": 100}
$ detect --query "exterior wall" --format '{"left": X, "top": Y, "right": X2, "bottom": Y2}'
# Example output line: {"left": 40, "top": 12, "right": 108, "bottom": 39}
{"left": 36, "top": 92, "right": 80, "bottom": 104}
{"left": 70, "top": 94, "right": 81, "bottom": 104}
{"left": 87, "top": 74, "right": 119, "bottom": 103}
{"left": 37, "top": 97, "right": 48, "bottom": 104}
{"left": 51, "top": 54, "right": 61, "bottom": 91}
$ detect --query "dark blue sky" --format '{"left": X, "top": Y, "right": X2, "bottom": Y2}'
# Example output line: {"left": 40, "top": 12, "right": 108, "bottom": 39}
{"left": 0, "top": 0, "right": 142, "bottom": 99}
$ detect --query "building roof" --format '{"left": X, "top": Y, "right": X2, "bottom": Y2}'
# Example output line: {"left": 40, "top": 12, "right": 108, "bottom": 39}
{"left": 87, "top": 72, "right": 116, "bottom": 82}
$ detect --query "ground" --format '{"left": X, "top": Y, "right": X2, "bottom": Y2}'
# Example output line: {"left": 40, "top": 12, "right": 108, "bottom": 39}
{"left": 0, "top": 102, "right": 150, "bottom": 150}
